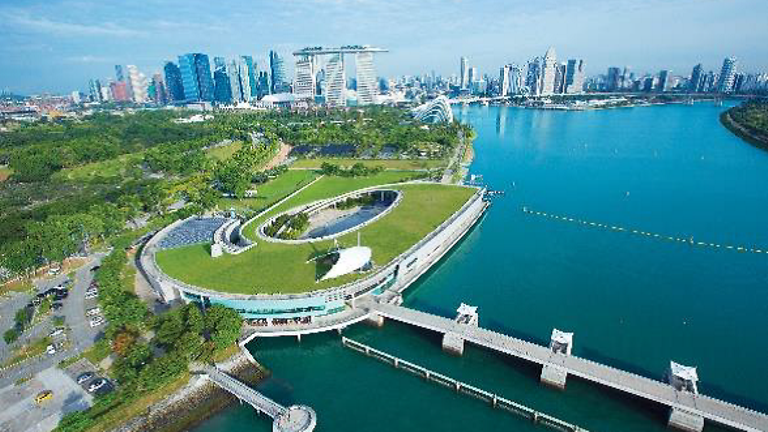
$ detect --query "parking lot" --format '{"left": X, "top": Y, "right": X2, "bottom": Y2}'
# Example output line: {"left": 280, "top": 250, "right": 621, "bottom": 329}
{"left": 0, "top": 367, "right": 93, "bottom": 432}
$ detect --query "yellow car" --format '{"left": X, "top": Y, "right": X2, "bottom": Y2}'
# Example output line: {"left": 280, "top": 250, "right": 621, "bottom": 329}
{"left": 35, "top": 390, "right": 53, "bottom": 404}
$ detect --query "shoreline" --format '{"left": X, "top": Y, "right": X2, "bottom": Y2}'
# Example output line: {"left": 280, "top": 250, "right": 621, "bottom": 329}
{"left": 111, "top": 350, "right": 267, "bottom": 432}
{"left": 720, "top": 110, "right": 768, "bottom": 151}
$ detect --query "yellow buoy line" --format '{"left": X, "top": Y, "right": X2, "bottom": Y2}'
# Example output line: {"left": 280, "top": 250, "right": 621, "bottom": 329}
{"left": 521, "top": 206, "right": 767, "bottom": 255}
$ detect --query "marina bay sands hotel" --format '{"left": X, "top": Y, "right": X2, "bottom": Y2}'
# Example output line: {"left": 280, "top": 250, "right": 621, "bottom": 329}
{"left": 293, "top": 46, "right": 388, "bottom": 107}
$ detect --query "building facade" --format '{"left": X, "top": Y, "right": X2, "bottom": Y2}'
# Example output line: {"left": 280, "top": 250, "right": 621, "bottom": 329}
{"left": 178, "top": 53, "right": 215, "bottom": 102}
{"left": 718, "top": 57, "right": 738, "bottom": 93}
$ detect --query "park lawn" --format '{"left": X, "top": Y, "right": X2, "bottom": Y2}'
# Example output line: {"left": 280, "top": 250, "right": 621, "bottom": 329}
{"left": 155, "top": 181, "right": 475, "bottom": 294}
{"left": 291, "top": 158, "right": 445, "bottom": 170}
{"left": 0, "top": 278, "right": 33, "bottom": 296}
{"left": 218, "top": 169, "right": 318, "bottom": 213}
{"left": 2, "top": 337, "right": 52, "bottom": 368}
{"left": 0, "top": 166, "right": 12, "bottom": 182}
{"left": 52, "top": 152, "right": 144, "bottom": 182}
{"left": 206, "top": 141, "right": 243, "bottom": 161}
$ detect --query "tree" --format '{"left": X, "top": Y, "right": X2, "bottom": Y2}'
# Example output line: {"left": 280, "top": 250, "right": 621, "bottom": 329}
{"left": 203, "top": 305, "right": 242, "bottom": 351}
{"left": 3, "top": 328, "right": 19, "bottom": 344}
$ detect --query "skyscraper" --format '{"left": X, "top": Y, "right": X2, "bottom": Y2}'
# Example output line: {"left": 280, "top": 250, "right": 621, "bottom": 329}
{"left": 178, "top": 53, "right": 214, "bottom": 102}
{"left": 690, "top": 64, "right": 704, "bottom": 93}
{"left": 468, "top": 67, "right": 478, "bottom": 90}
{"left": 554, "top": 63, "right": 567, "bottom": 94}
{"left": 294, "top": 56, "right": 316, "bottom": 100}
{"left": 606, "top": 67, "right": 622, "bottom": 92}
{"left": 89, "top": 79, "right": 102, "bottom": 102}
{"left": 110, "top": 81, "right": 130, "bottom": 102}
{"left": 565, "top": 59, "right": 585, "bottom": 94}
{"left": 526, "top": 58, "right": 541, "bottom": 96}
{"left": 270, "top": 50, "right": 288, "bottom": 94}
{"left": 355, "top": 51, "right": 378, "bottom": 105}
{"left": 151, "top": 73, "right": 166, "bottom": 104}
{"left": 163, "top": 61, "right": 185, "bottom": 102}
{"left": 115, "top": 65, "right": 124, "bottom": 82}
{"left": 657, "top": 70, "right": 670, "bottom": 92}
{"left": 717, "top": 57, "right": 738, "bottom": 93}
{"left": 508, "top": 65, "right": 523, "bottom": 95}
{"left": 539, "top": 47, "right": 557, "bottom": 96}
{"left": 213, "top": 63, "right": 233, "bottom": 104}
{"left": 460, "top": 57, "right": 469, "bottom": 90}
{"left": 324, "top": 54, "right": 346, "bottom": 107}
{"left": 126, "top": 65, "right": 148, "bottom": 103}
{"left": 499, "top": 65, "right": 510, "bottom": 97}
{"left": 241, "top": 56, "right": 258, "bottom": 99}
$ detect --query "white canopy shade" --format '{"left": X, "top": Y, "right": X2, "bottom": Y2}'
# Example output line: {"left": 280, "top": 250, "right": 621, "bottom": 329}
{"left": 670, "top": 361, "right": 699, "bottom": 382}
{"left": 320, "top": 246, "right": 372, "bottom": 281}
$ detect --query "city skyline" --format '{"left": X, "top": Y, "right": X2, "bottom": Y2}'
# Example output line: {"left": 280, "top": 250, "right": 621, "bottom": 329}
{"left": 2, "top": 0, "right": 768, "bottom": 94}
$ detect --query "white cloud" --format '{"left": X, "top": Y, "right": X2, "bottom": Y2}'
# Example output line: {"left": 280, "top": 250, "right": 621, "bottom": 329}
{"left": 1, "top": 11, "right": 141, "bottom": 37}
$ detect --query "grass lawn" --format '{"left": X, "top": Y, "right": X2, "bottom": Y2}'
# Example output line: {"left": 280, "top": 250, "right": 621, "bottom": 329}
{"left": 0, "top": 166, "right": 12, "bottom": 182}
{"left": 155, "top": 178, "right": 475, "bottom": 295}
{"left": 206, "top": 141, "right": 243, "bottom": 161}
{"left": 291, "top": 158, "right": 445, "bottom": 170}
{"left": 2, "top": 336, "right": 52, "bottom": 368}
{"left": 0, "top": 278, "right": 33, "bottom": 296}
{"left": 52, "top": 153, "right": 144, "bottom": 182}
{"left": 218, "top": 169, "right": 318, "bottom": 213}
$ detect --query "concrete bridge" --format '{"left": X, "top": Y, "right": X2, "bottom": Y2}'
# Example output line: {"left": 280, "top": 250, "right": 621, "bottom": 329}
{"left": 363, "top": 301, "right": 768, "bottom": 432}
{"left": 202, "top": 365, "right": 317, "bottom": 432}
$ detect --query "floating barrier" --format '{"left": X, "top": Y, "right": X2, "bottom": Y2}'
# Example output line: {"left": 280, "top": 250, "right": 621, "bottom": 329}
{"left": 521, "top": 206, "right": 767, "bottom": 256}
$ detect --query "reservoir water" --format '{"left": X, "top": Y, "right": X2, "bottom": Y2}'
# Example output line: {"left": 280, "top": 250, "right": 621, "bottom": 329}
{"left": 194, "top": 102, "right": 768, "bottom": 432}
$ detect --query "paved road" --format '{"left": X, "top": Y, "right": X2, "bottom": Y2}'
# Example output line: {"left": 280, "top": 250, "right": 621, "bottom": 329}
{"left": 441, "top": 131, "right": 466, "bottom": 184}
{"left": 0, "top": 367, "right": 93, "bottom": 432}
{"left": 0, "top": 254, "right": 106, "bottom": 388}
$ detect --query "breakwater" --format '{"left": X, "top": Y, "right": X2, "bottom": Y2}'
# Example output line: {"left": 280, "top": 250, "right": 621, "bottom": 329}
{"left": 342, "top": 336, "right": 588, "bottom": 432}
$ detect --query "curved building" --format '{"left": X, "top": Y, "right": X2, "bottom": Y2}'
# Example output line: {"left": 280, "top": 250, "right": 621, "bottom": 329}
{"left": 412, "top": 96, "right": 454, "bottom": 124}
{"left": 140, "top": 181, "right": 488, "bottom": 336}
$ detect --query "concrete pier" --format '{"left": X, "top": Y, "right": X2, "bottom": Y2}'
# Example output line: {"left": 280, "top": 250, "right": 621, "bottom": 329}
{"left": 364, "top": 313, "right": 384, "bottom": 328}
{"left": 540, "top": 364, "right": 568, "bottom": 390}
{"left": 539, "top": 329, "right": 574, "bottom": 389}
{"left": 442, "top": 332, "right": 465, "bottom": 355}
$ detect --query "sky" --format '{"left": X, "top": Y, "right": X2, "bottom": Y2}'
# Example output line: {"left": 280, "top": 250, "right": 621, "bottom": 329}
{"left": 1, "top": 0, "right": 767, "bottom": 95}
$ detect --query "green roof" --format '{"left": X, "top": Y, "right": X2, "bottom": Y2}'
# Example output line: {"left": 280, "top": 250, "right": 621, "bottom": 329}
{"left": 155, "top": 174, "right": 475, "bottom": 295}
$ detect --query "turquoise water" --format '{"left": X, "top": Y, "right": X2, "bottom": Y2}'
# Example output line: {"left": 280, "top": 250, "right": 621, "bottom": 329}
{"left": 194, "top": 102, "right": 768, "bottom": 432}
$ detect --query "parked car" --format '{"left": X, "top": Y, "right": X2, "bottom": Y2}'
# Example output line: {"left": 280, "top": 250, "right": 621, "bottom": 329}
{"left": 32, "top": 297, "right": 42, "bottom": 306}
{"left": 46, "top": 344, "right": 57, "bottom": 355}
{"left": 90, "top": 265, "right": 100, "bottom": 272}
{"left": 77, "top": 372, "right": 94, "bottom": 384}
{"left": 85, "top": 307, "right": 101, "bottom": 317}
{"left": 85, "top": 291, "right": 98, "bottom": 300}
{"left": 52, "top": 302, "right": 63, "bottom": 311}
{"left": 35, "top": 390, "right": 53, "bottom": 404}
{"left": 49, "top": 328, "right": 64, "bottom": 338}
{"left": 88, "top": 379, "right": 106, "bottom": 393}
{"left": 47, "top": 267, "right": 61, "bottom": 276}
{"left": 89, "top": 316, "right": 105, "bottom": 327}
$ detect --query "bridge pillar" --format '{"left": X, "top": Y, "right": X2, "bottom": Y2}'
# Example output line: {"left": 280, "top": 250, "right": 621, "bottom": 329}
{"left": 668, "top": 408, "right": 704, "bottom": 432}
{"left": 442, "top": 332, "right": 465, "bottom": 355}
{"left": 442, "top": 303, "right": 479, "bottom": 356}
{"left": 540, "top": 329, "right": 574, "bottom": 389}
{"left": 365, "top": 312, "right": 384, "bottom": 328}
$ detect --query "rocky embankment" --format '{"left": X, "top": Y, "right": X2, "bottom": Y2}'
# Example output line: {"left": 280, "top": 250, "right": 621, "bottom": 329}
{"left": 111, "top": 351, "right": 265, "bottom": 432}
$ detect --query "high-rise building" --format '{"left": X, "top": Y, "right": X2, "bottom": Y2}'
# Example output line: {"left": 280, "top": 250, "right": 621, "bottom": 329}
{"left": 540, "top": 47, "right": 557, "bottom": 96}
{"left": 324, "top": 54, "right": 346, "bottom": 107}
{"left": 88, "top": 79, "right": 102, "bottom": 102}
{"left": 355, "top": 51, "right": 377, "bottom": 105}
{"left": 606, "top": 67, "right": 622, "bottom": 92}
{"left": 657, "top": 70, "right": 670, "bottom": 92}
{"left": 257, "top": 72, "right": 270, "bottom": 99}
{"left": 460, "top": 56, "right": 469, "bottom": 90}
{"left": 565, "top": 59, "right": 585, "bottom": 94}
{"left": 508, "top": 65, "right": 524, "bottom": 95}
{"left": 115, "top": 65, "right": 124, "bottom": 82}
{"left": 499, "top": 65, "right": 510, "bottom": 97}
{"left": 213, "top": 57, "right": 226, "bottom": 70}
{"left": 100, "top": 85, "right": 112, "bottom": 102}
{"left": 241, "top": 56, "right": 258, "bottom": 99}
{"left": 643, "top": 76, "right": 655, "bottom": 92}
{"left": 151, "top": 73, "right": 166, "bottom": 104}
{"left": 163, "top": 62, "right": 185, "bottom": 102}
{"left": 110, "top": 81, "right": 130, "bottom": 102}
{"left": 554, "top": 63, "right": 567, "bottom": 94}
{"left": 468, "top": 67, "right": 478, "bottom": 91}
{"left": 178, "top": 53, "right": 214, "bottom": 102}
{"left": 689, "top": 64, "right": 704, "bottom": 93}
{"left": 213, "top": 63, "right": 233, "bottom": 104}
{"left": 526, "top": 58, "right": 542, "bottom": 96}
{"left": 294, "top": 56, "right": 316, "bottom": 100}
{"left": 126, "top": 65, "right": 148, "bottom": 103}
{"left": 717, "top": 57, "right": 738, "bottom": 93}
{"left": 270, "top": 50, "right": 288, "bottom": 94}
